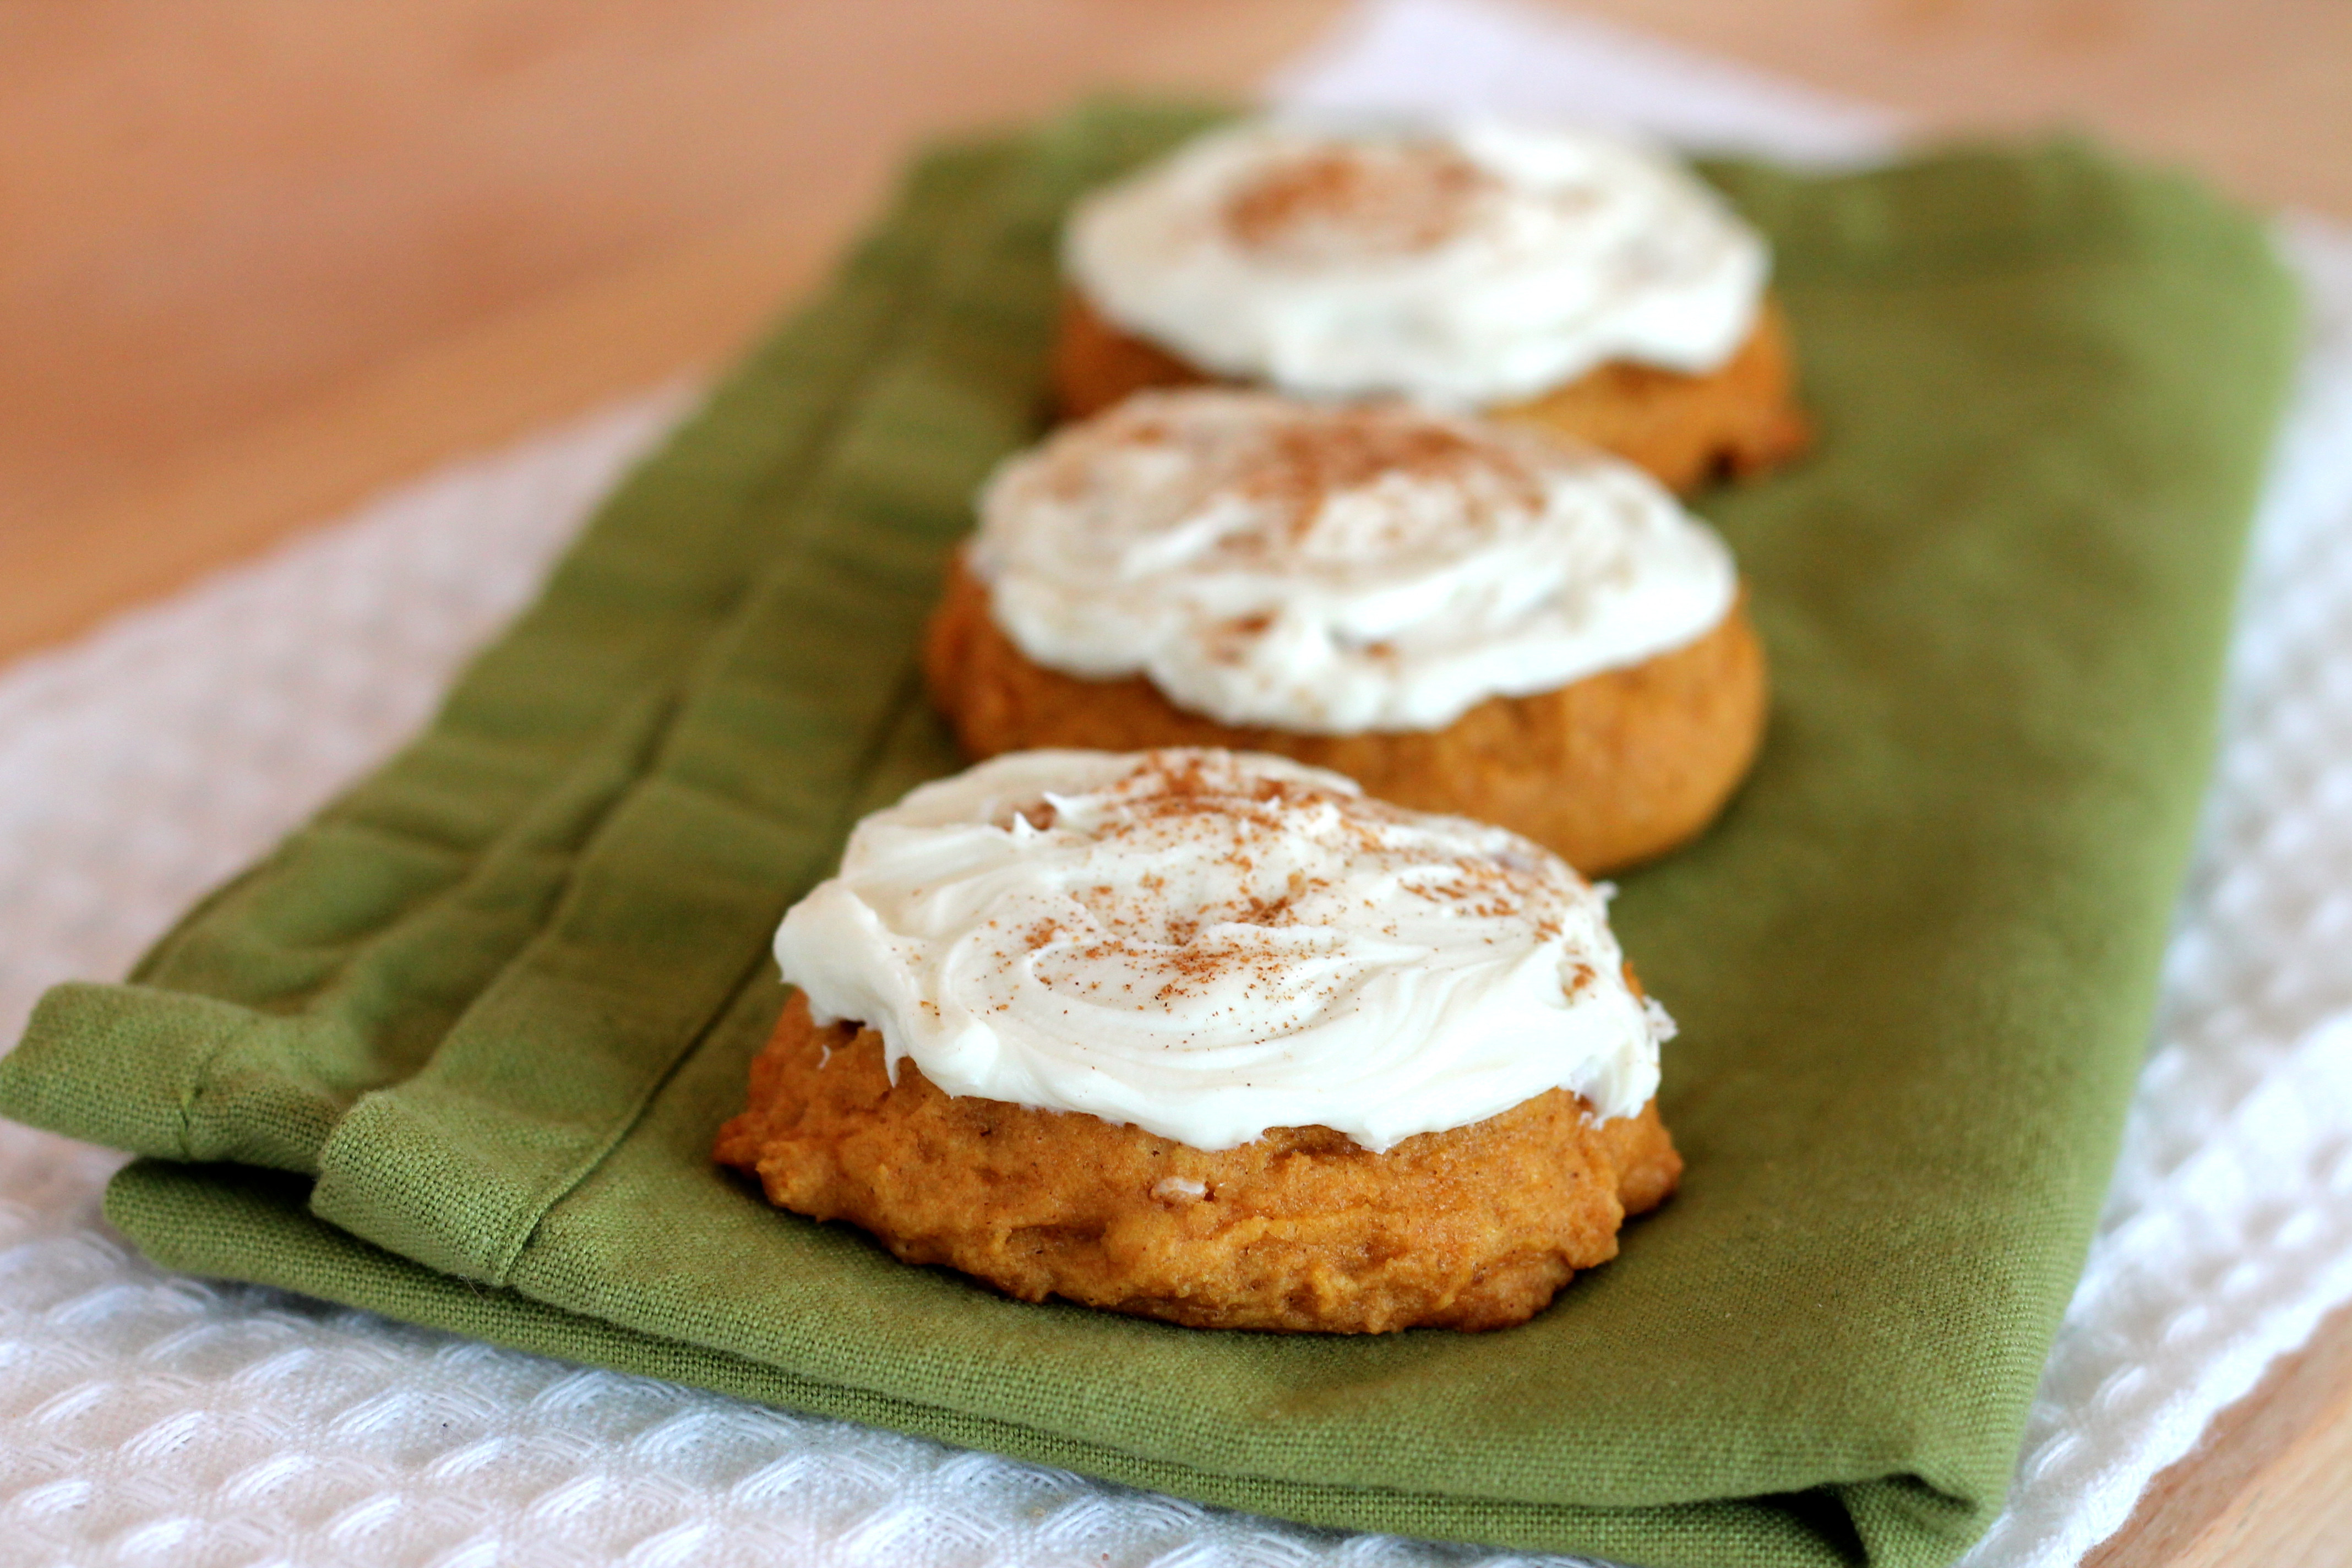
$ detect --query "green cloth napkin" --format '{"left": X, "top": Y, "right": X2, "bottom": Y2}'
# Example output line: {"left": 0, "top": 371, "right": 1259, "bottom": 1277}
{"left": 0, "top": 103, "right": 2300, "bottom": 1567}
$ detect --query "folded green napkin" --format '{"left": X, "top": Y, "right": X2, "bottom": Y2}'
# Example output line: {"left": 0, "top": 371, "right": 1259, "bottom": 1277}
{"left": 0, "top": 103, "right": 2299, "bottom": 1567}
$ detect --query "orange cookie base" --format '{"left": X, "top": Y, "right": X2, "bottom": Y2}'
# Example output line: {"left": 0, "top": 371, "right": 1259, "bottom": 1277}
{"left": 716, "top": 993, "right": 1681, "bottom": 1333}
{"left": 922, "top": 554, "right": 1768, "bottom": 875}
{"left": 1050, "top": 290, "right": 1813, "bottom": 493}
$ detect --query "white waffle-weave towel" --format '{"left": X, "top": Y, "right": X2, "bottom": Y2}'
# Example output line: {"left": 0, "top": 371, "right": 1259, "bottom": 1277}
{"left": 6, "top": 3, "right": 2351, "bottom": 1563}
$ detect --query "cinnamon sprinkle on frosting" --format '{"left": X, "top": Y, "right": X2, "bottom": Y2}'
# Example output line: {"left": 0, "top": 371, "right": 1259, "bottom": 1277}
{"left": 771, "top": 749, "right": 1672, "bottom": 1151}
{"left": 1063, "top": 118, "right": 1770, "bottom": 405}
{"left": 970, "top": 388, "right": 1738, "bottom": 734}
{"left": 1222, "top": 142, "right": 1496, "bottom": 262}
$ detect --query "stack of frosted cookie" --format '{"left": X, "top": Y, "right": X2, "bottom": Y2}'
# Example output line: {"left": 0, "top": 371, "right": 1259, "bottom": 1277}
{"left": 721, "top": 118, "right": 1807, "bottom": 1333}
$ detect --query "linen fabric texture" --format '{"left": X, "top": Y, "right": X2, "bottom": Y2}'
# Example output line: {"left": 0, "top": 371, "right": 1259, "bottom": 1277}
{"left": 0, "top": 104, "right": 2301, "bottom": 1568}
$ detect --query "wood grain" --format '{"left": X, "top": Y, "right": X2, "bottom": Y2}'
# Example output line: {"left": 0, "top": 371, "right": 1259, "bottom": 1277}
{"left": 0, "top": 0, "right": 1342, "bottom": 654}
{"left": 10, "top": 0, "right": 2352, "bottom": 659}
{"left": 2086, "top": 1298, "right": 2352, "bottom": 1568}
{"left": 2, "top": 3, "right": 2346, "bottom": 1562}
{"left": 1577, "top": 0, "right": 2352, "bottom": 214}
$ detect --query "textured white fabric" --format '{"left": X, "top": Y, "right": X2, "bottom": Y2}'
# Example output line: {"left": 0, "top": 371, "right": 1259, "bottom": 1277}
{"left": 1951, "top": 211, "right": 2352, "bottom": 1568}
{"left": 3, "top": 3, "right": 2350, "bottom": 1563}
{"left": 1269, "top": 0, "right": 1899, "bottom": 162}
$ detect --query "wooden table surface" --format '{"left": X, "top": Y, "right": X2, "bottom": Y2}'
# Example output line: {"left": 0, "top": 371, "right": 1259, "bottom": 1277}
{"left": 5, "top": 3, "right": 2348, "bottom": 1562}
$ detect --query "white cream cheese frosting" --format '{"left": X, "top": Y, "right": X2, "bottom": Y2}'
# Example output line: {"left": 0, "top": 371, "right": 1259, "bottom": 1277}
{"left": 773, "top": 748, "right": 1672, "bottom": 1153}
{"left": 970, "top": 389, "right": 1739, "bottom": 734}
{"left": 1063, "top": 118, "right": 1769, "bottom": 407}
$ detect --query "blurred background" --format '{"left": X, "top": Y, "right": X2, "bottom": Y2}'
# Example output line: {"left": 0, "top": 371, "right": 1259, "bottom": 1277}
{"left": 6, "top": 0, "right": 2348, "bottom": 665}
{"left": 4, "top": 6, "right": 2351, "bottom": 1565}
{"left": 6, "top": 0, "right": 2350, "bottom": 667}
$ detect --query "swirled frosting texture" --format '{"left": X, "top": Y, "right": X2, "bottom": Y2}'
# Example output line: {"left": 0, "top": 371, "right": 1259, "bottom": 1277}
{"left": 971, "top": 389, "right": 1738, "bottom": 733}
{"left": 774, "top": 749, "right": 1670, "bottom": 1152}
{"left": 1063, "top": 119, "right": 1769, "bottom": 407}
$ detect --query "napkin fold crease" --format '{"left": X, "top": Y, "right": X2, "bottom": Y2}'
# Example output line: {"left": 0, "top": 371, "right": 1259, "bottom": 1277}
{"left": 0, "top": 104, "right": 2301, "bottom": 1568}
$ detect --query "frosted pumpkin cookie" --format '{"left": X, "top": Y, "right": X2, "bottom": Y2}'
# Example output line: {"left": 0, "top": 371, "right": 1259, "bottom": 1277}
{"left": 922, "top": 389, "right": 1767, "bottom": 875}
{"left": 1053, "top": 119, "right": 1810, "bottom": 492}
{"left": 714, "top": 748, "right": 1683, "bottom": 1332}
